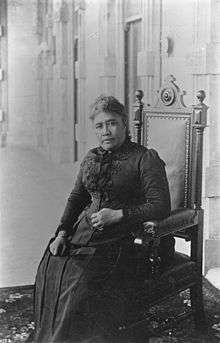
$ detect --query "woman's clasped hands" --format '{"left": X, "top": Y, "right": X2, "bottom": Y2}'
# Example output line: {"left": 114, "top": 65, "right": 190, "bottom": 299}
{"left": 49, "top": 208, "right": 123, "bottom": 256}
{"left": 91, "top": 208, "right": 123, "bottom": 230}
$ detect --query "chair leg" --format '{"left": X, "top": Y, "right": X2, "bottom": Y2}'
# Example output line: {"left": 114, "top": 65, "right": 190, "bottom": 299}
{"left": 190, "top": 279, "right": 207, "bottom": 333}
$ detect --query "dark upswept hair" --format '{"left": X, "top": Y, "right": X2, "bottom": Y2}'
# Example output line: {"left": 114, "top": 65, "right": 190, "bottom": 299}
{"left": 89, "top": 95, "right": 130, "bottom": 137}
{"left": 89, "top": 95, "right": 128, "bottom": 127}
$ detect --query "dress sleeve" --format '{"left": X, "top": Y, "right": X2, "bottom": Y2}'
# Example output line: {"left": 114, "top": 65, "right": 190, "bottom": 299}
{"left": 122, "top": 149, "right": 171, "bottom": 227}
{"left": 55, "top": 165, "right": 91, "bottom": 235}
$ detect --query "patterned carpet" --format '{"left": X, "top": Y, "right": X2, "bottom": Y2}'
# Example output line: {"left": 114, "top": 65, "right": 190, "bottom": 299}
{"left": 0, "top": 278, "right": 220, "bottom": 343}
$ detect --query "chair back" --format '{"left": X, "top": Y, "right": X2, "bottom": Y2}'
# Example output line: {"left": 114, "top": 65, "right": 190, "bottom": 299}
{"left": 132, "top": 75, "right": 208, "bottom": 210}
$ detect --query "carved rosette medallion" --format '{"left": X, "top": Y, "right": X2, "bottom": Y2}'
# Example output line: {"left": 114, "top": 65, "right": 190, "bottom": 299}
{"left": 153, "top": 75, "right": 186, "bottom": 109}
{"left": 160, "top": 87, "right": 175, "bottom": 106}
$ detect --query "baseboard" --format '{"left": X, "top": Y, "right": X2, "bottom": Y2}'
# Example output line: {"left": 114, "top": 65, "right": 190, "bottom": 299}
{"left": 0, "top": 284, "right": 34, "bottom": 291}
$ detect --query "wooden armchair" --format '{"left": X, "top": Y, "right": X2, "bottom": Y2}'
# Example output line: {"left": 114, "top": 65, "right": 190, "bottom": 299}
{"left": 128, "top": 75, "right": 208, "bottom": 333}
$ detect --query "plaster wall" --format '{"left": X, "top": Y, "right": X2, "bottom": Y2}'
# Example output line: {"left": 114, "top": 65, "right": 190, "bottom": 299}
{"left": 141, "top": 0, "right": 220, "bottom": 271}
{"left": 0, "top": 0, "right": 8, "bottom": 147}
{"left": 84, "top": 0, "right": 107, "bottom": 150}
{"left": 7, "top": 0, "right": 38, "bottom": 147}
{"left": 35, "top": 0, "right": 76, "bottom": 173}
{"left": 161, "top": 0, "right": 195, "bottom": 104}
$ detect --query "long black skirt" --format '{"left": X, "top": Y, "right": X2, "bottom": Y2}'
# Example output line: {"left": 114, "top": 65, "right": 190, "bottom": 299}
{"left": 33, "top": 239, "right": 144, "bottom": 343}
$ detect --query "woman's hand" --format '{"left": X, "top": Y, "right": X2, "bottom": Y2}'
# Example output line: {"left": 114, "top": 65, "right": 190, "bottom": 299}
{"left": 49, "top": 236, "right": 67, "bottom": 256}
{"left": 91, "top": 208, "right": 123, "bottom": 230}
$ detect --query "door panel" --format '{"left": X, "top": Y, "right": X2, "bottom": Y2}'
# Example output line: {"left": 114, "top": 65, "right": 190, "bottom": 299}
{"left": 124, "top": 20, "right": 141, "bottom": 125}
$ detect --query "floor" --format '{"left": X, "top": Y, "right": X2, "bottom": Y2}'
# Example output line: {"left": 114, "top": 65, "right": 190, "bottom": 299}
{"left": 0, "top": 279, "right": 220, "bottom": 342}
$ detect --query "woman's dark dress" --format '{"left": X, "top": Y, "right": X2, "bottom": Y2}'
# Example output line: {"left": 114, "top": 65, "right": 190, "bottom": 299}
{"left": 34, "top": 139, "right": 174, "bottom": 343}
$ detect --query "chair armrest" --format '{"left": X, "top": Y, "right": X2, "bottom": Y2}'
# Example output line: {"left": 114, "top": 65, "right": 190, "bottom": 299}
{"left": 134, "top": 208, "right": 198, "bottom": 246}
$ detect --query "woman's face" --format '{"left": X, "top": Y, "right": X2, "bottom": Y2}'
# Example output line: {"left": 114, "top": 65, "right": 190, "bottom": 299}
{"left": 93, "top": 112, "right": 127, "bottom": 151}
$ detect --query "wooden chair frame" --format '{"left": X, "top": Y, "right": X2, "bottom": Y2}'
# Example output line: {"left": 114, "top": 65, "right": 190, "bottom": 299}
{"left": 128, "top": 75, "right": 208, "bottom": 334}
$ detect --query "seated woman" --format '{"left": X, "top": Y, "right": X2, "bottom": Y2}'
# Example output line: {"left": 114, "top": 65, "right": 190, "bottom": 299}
{"left": 34, "top": 96, "right": 175, "bottom": 343}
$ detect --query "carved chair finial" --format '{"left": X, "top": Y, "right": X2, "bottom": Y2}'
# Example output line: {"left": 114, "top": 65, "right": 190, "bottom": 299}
{"left": 196, "top": 90, "right": 206, "bottom": 105}
{"left": 193, "top": 90, "right": 208, "bottom": 126}
{"left": 135, "top": 90, "right": 144, "bottom": 105}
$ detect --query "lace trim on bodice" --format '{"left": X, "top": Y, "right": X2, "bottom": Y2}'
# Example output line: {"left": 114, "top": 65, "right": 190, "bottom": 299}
{"left": 81, "top": 138, "right": 136, "bottom": 194}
